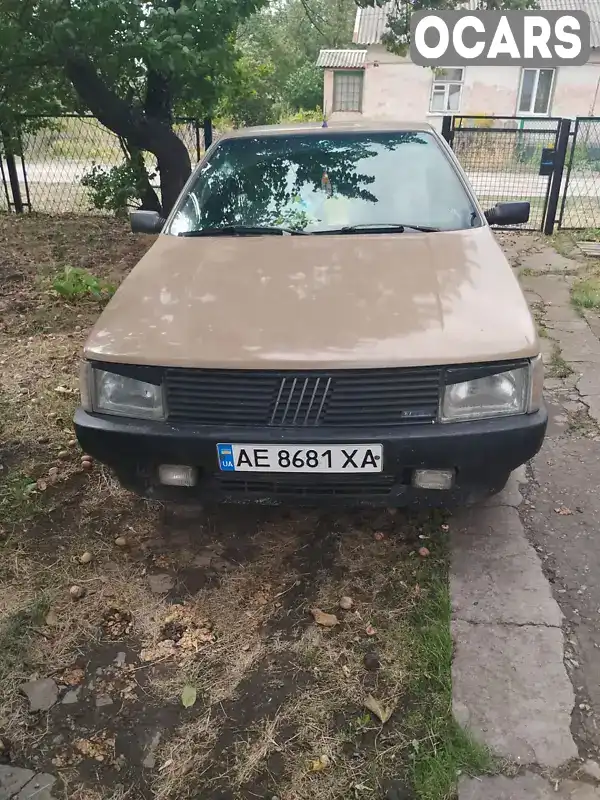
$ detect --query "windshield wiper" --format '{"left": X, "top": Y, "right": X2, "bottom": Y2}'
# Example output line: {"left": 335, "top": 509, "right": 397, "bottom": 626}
{"left": 314, "top": 223, "right": 440, "bottom": 234}
{"left": 178, "top": 225, "right": 308, "bottom": 237}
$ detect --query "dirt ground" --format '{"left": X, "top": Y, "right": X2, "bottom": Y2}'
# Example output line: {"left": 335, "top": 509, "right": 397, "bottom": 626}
{"left": 0, "top": 216, "right": 484, "bottom": 800}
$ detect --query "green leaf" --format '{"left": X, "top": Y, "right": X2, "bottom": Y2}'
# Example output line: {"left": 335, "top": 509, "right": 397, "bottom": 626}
{"left": 181, "top": 685, "right": 197, "bottom": 708}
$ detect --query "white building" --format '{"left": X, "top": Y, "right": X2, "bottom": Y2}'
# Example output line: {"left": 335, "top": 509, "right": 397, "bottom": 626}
{"left": 317, "top": 0, "right": 600, "bottom": 129}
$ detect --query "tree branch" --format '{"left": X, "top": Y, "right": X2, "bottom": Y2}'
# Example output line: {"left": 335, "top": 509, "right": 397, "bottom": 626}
{"left": 298, "top": 0, "right": 327, "bottom": 37}
{"left": 144, "top": 67, "right": 172, "bottom": 121}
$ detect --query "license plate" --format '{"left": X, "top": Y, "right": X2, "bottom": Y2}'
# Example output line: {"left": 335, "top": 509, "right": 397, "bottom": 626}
{"left": 216, "top": 444, "right": 383, "bottom": 473}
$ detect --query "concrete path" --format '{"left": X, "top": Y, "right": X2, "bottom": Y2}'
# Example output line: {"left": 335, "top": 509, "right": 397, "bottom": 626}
{"left": 451, "top": 233, "right": 600, "bottom": 798}
{"left": 0, "top": 766, "right": 56, "bottom": 800}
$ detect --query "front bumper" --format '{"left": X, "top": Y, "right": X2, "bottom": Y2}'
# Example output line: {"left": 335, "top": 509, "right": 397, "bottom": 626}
{"left": 74, "top": 407, "right": 547, "bottom": 507}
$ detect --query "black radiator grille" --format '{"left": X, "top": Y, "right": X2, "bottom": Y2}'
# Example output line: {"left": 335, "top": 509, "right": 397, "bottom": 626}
{"left": 214, "top": 473, "right": 397, "bottom": 497}
{"left": 165, "top": 367, "right": 441, "bottom": 427}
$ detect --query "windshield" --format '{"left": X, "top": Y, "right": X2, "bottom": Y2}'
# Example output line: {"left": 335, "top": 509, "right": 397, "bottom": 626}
{"left": 167, "top": 130, "right": 480, "bottom": 236}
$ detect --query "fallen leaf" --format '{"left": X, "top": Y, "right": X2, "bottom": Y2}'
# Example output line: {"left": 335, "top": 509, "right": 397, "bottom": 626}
{"left": 59, "top": 667, "right": 85, "bottom": 686}
{"left": 181, "top": 685, "right": 197, "bottom": 708}
{"left": 364, "top": 694, "right": 393, "bottom": 724}
{"left": 554, "top": 506, "right": 572, "bottom": 516}
{"left": 365, "top": 624, "right": 376, "bottom": 636}
{"left": 418, "top": 546, "right": 430, "bottom": 557}
{"left": 311, "top": 608, "right": 339, "bottom": 627}
{"left": 310, "top": 754, "right": 330, "bottom": 771}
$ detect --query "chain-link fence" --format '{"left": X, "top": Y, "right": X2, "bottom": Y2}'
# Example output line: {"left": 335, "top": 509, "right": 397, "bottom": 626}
{"left": 2, "top": 113, "right": 600, "bottom": 231}
{"left": 0, "top": 114, "right": 204, "bottom": 214}
{"left": 449, "top": 116, "right": 561, "bottom": 231}
{"left": 559, "top": 117, "right": 600, "bottom": 230}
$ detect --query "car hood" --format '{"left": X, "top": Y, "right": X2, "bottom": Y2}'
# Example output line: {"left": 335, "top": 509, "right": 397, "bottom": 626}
{"left": 84, "top": 228, "right": 538, "bottom": 369}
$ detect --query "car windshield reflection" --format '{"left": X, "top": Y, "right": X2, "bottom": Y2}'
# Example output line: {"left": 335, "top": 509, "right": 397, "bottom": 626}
{"left": 167, "top": 130, "right": 481, "bottom": 236}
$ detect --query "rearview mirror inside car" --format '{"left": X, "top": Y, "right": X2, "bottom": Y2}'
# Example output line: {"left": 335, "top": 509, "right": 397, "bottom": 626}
{"left": 130, "top": 210, "right": 166, "bottom": 234}
{"left": 484, "top": 202, "right": 530, "bottom": 226}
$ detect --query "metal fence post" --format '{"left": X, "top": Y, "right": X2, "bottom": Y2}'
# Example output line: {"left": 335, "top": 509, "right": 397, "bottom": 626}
{"left": 441, "top": 115, "right": 453, "bottom": 146}
{"left": 203, "top": 118, "right": 213, "bottom": 150}
{"left": 1, "top": 128, "right": 24, "bottom": 213}
{"left": 193, "top": 119, "right": 201, "bottom": 162}
{"left": 543, "top": 117, "right": 571, "bottom": 235}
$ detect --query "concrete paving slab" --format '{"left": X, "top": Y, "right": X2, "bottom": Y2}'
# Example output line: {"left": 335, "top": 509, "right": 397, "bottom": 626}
{"left": 0, "top": 767, "right": 35, "bottom": 800}
{"left": 584, "top": 312, "right": 600, "bottom": 342}
{"left": 520, "top": 249, "right": 581, "bottom": 273}
{"left": 451, "top": 506, "right": 562, "bottom": 626}
{"left": 521, "top": 274, "right": 572, "bottom": 307}
{"left": 459, "top": 772, "right": 554, "bottom": 800}
{"left": 576, "top": 364, "right": 600, "bottom": 395}
{"left": 545, "top": 304, "right": 580, "bottom": 324}
{"left": 19, "top": 678, "right": 58, "bottom": 712}
{"left": 574, "top": 363, "right": 600, "bottom": 423}
{"left": 546, "top": 317, "right": 590, "bottom": 334}
{"left": 560, "top": 782, "right": 600, "bottom": 800}
{"left": 16, "top": 774, "right": 56, "bottom": 800}
{"left": 557, "top": 330, "right": 600, "bottom": 364}
{"left": 452, "top": 620, "right": 577, "bottom": 767}
{"left": 459, "top": 774, "right": 600, "bottom": 800}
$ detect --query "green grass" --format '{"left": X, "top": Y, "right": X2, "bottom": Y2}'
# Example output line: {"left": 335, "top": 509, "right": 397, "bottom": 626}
{"left": 572, "top": 277, "right": 600, "bottom": 310}
{"left": 405, "top": 542, "right": 496, "bottom": 800}
{"left": 0, "top": 469, "right": 43, "bottom": 525}
{"left": 547, "top": 343, "right": 573, "bottom": 378}
{"left": 0, "top": 595, "right": 50, "bottom": 684}
{"left": 573, "top": 227, "right": 600, "bottom": 242}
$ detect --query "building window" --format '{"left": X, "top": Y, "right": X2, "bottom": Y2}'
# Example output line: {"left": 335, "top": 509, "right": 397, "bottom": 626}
{"left": 517, "top": 69, "right": 555, "bottom": 115}
{"left": 333, "top": 71, "right": 363, "bottom": 112}
{"left": 429, "top": 68, "right": 464, "bottom": 113}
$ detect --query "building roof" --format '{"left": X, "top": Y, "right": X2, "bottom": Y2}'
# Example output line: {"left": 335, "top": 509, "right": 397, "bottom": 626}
{"left": 353, "top": 0, "right": 600, "bottom": 48}
{"left": 316, "top": 49, "right": 367, "bottom": 68}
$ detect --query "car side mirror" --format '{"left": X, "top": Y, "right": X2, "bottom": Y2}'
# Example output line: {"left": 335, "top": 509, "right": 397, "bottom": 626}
{"left": 130, "top": 210, "right": 166, "bottom": 234}
{"left": 484, "top": 201, "right": 530, "bottom": 226}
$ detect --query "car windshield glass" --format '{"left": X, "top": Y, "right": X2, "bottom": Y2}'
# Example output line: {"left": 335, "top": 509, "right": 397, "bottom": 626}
{"left": 167, "top": 130, "right": 480, "bottom": 236}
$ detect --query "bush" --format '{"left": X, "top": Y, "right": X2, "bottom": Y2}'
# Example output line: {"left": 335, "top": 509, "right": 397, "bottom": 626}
{"left": 52, "top": 266, "right": 115, "bottom": 301}
{"left": 455, "top": 114, "right": 494, "bottom": 129}
{"left": 81, "top": 159, "right": 158, "bottom": 217}
{"left": 278, "top": 107, "right": 324, "bottom": 123}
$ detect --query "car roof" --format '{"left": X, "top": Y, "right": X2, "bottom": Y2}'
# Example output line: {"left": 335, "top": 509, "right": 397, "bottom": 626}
{"left": 218, "top": 119, "right": 437, "bottom": 139}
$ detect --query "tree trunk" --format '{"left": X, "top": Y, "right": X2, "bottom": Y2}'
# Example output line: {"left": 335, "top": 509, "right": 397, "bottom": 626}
{"left": 120, "top": 139, "right": 162, "bottom": 213}
{"left": 65, "top": 55, "right": 192, "bottom": 215}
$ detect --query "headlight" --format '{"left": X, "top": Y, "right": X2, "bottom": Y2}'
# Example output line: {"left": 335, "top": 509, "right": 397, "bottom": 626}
{"left": 84, "top": 366, "right": 164, "bottom": 420}
{"left": 441, "top": 363, "right": 533, "bottom": 423}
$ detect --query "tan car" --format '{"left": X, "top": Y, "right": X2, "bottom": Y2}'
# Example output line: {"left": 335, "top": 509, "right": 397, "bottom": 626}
{"left": 75, "top": 120, "right": 546, "bottom": 506}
